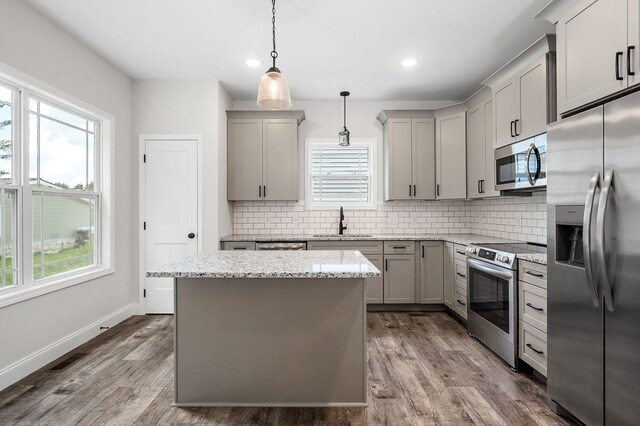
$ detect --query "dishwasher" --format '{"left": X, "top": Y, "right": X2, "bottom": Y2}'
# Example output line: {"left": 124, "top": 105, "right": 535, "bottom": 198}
{"left": 255, "top": 242, "right": 307, "bottom": 250}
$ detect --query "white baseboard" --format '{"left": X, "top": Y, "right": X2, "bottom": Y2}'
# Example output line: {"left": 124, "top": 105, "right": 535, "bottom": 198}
{"left": 0, "top": 303, "right": 139, "bottom": 391}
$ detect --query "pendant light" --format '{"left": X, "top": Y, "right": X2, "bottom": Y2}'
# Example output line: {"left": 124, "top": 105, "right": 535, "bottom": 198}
{"left": 339, "top": 91, "right": 351, "bottom": 147}
{"left": 257, "top": 0, "right": 292, "bottom": 110}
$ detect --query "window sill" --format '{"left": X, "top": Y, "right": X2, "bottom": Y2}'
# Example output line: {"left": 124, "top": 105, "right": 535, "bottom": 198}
{"left": 305, "top": 203, "right": 378, "bottom": 211}
{"left": 0, "top": 265, "right": 114, "bottom": 309}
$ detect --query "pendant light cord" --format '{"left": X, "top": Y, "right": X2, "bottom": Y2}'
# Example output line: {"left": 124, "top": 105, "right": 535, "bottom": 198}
{"left": 343, "top": 95, "right": 347, "bottom": 129}
{"left": 271, "top": 0, "right": 278, "bottom": 69}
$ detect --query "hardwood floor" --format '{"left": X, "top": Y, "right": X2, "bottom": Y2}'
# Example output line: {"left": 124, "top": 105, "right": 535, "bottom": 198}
{"left": 0, "top": 312, "right": 575, "bottom": 425}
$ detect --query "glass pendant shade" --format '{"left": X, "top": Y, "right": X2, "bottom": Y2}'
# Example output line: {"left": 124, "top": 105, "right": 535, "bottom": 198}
{"left": 257, "top": 69, "right": 292, "bottom": 110}
{"left": 339, "top": 127, "right": 350, "bottom": 147}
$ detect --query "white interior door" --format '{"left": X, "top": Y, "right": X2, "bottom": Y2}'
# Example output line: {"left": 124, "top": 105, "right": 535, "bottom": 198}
{"left": 144, "top": 139, "right": 198, "bottom": 314}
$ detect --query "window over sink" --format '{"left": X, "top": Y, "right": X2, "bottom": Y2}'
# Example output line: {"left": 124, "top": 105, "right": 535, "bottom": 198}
{"left": 305, "top": 138, "right": 376, "bottom": 210}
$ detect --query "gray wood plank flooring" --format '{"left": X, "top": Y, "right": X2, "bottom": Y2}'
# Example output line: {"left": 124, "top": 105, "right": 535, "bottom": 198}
{"left": 0, "top": 313, "right": 575, "bottom": 425}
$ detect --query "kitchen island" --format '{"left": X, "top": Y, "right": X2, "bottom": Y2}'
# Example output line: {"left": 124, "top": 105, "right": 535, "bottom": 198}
{"left": 147, "top": 250, "right": 380, "bottom": 407}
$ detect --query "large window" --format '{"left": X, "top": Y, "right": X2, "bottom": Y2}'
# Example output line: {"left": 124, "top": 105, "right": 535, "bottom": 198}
{"left": 0, "top": 76, "right": 111, "bottom": 301}
{"left": 305, "top": 138, "right": 376, "bottom": 209}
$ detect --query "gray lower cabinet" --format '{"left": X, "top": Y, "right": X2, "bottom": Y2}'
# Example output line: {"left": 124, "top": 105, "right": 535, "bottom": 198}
{"left": 383, "top": 255, "right": 416, "bottom": 304}
{"left": 443, "top": 242, "right": 455, "bottom": 309}
{"left": 419, "top": 241, "right": 444, "bottom": 304}
{"left": 364, "top": 255, "right": 384, "bottom": 303}
{"left": 307, "top": 241, "right": 384, "bottom": 304}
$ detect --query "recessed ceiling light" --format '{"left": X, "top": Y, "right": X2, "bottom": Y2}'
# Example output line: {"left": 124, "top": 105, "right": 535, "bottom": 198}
{"left": 246, "top": 58, "right": 261, "bottom": 68}
{"left": 401, "top": 58, "right": 419, "bottom": 68}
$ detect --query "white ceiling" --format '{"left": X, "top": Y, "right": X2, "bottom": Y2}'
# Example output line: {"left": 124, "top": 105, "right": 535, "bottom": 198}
{"left": 24, "top": 0, "right": 554, "bottom": 102}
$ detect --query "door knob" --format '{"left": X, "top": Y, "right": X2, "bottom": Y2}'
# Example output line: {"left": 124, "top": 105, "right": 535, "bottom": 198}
{"left": 188, "top": 233, "right": 196, "bottom": 239}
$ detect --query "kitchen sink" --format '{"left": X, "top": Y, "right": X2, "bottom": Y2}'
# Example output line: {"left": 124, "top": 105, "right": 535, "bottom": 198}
{"left": 312, "top": 234, "right": 373, "bottom": 238}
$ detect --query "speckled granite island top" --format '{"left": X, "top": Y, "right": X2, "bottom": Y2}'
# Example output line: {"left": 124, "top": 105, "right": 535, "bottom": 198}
{"left": 220, "top": 233, "right": 517, "bottom": 246}
{"left": 516, "top": 253, "right": 547, "bottom": 266}
{"left": 147, "top": 250, "right": 381, "bottom": 279}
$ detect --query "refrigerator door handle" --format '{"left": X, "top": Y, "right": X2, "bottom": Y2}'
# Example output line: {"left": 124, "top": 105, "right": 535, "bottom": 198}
{"left": 596, "top": 168, "right": 615, "bottom": 312}
{"left": 583, "top": 170, "right": 601, "bottom": 307}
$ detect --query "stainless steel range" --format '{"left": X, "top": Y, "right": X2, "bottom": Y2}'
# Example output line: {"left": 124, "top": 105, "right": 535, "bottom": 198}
{"left": 465, "top": 242, "right": 546, "bottom": 370}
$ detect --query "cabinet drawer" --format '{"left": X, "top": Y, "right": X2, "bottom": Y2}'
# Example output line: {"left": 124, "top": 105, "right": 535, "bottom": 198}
{"left": 455, "top": 261, "right": 467, "bottom": 285}
{"left": 519, "top": 261, "right": 547, "bottom": 289}
{"left": 222, "top": 241, "right": 256, "bottom": 251}
{"left": 520, "top": 282, "right": 547, "bottom": 333}
{"left": 520, "top": 321, "right": 547, "bottom": 376}
{"left": 454, "top": 286, "right": 468, "bottom": 320}
{"left": 454, "top": 244, "right": 467, "bottom": 262}
{"left": 384, "top": 241, "right": 416, "bottom": 255}
{"left": 308, "top": 241, "right": 383, "bottom": 256}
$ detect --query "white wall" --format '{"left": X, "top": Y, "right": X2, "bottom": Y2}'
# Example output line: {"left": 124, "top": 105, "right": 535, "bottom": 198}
{"left": 0, "top": 0, "right": 136, "bottom": 389}
{"left": 134, "top": 80, "right": 233, "bottom": 249}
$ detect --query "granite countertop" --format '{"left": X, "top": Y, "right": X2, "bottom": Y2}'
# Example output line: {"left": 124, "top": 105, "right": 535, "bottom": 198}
{"left": 220, "top": 233, "right": 517, "bottom": 246}
{"left": 146, "top": 250, "right": 381, "bottom": 279}
{"left": 516, "top": 253, "right": 547, "bottom": 266}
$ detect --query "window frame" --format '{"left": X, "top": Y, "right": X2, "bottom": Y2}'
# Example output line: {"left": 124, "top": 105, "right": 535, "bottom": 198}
{"left": 305, "top": 138, "right": 377, "bottom": 211}
{"left": 0, "top": 70, "right": 114, "bottom": 309}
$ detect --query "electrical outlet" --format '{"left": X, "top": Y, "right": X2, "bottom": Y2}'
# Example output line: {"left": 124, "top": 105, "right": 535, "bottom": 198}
{"left": 516, "top": 216, "right": 523, "bottom": 230}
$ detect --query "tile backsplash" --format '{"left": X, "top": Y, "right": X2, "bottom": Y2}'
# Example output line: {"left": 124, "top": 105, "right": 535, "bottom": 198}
{"left": 232, "top": 192, "right": 547, "bottom": 245}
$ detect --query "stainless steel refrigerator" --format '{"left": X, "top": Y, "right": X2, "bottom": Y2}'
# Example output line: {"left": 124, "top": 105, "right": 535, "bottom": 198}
{"left": 547, "top": 90, "right": 640, "bottom": 426}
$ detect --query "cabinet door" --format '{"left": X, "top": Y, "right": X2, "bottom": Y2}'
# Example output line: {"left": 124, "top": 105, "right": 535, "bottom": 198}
{"left": 517, "top": 56, "right": 549, "bottom": 140}
{"left": 494, "top": 78, "right": 518, "bottom": 148}
{"left": 557, "top": 0, "right": 627, "bottom": 114}
{"left": 385, "top": 119, "right": 413, "bottom": 200}
{"left": 482, "top": 99, "right": 501, "bottom": 197}
{"left": 383, "top": 255, "right": 416, "bottom": 304}
{"left": 366, "top": 255, "right": 384, "bottom": 304}
{"left": 466, "top": 105, "right": 485, "bottom": 199}
{"left": 443, "top": 242, "right": 455, "bottom": 309}
{"left": 228, "top": 119, "right": 263, "bottom": 201}
{"left": 436, "top": 112, "right": 467, "bottom": 200}
{"left": 420, "top": 242, "right": 444, "bottom": 304}
{"left": 263, "top": 119, "right": 298, "bottom": 201}
{"left": 412, "top": 118, "right": 436, "bottom": 200}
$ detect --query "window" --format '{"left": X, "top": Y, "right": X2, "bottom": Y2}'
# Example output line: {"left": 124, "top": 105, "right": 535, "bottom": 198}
{"left": 306, "top": 138, "right": 376, "bottom": 209}
{"left": 0, "top": 75, "right": 112, "bottom": 304}
{"left": 29, "top": 97, "right": 100, "bottom": 280}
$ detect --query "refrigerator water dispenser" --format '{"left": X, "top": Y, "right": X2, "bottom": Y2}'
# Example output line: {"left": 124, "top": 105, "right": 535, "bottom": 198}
{"left": 555, "top": 205, "right": 585, "bottom": 266}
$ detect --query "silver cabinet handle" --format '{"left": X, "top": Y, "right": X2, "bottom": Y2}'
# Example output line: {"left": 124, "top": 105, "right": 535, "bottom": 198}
{"left": 596, "top": 168, "right": 615, "bottom": 312}
{"left": 583, "top": 171, "right": 601, "bottom": 308}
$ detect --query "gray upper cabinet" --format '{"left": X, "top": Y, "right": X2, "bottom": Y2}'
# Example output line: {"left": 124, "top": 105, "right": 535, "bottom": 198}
{"left": 556, "top": 0, "right": 629, "bottom": 114}
{"left": 494, "top": 78, "right": 518, "bottom": 148}
{"left": 228, "top": 119, "right": 263, "bottom": 201}
{"left": 378, "top": 111, "right": 436, "bottom": 201}
{"left": 227, "top": 111, "right": 304, "bottom": 201}
{"left": 435, "top": 110, "right": 467, "bottom": 200}
{"left": 484, "top": 35, "right": 556, "bottom": 148}
{"left": 466, "top": 90, "right": 500, "bottom": 199}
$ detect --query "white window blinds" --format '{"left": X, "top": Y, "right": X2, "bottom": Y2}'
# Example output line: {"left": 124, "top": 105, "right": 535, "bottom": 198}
{"left": 307, "top": 140, "right": 375, "bottom": 208}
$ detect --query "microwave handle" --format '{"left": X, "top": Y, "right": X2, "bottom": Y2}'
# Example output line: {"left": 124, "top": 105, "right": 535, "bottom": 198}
{"left": 525, "top": 143, "right": 542, "bottom": 185}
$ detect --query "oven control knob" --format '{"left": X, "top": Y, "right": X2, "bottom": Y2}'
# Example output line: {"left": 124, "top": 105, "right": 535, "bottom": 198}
{"left": 500, "top": 255, "right": 510, "bottom": 264}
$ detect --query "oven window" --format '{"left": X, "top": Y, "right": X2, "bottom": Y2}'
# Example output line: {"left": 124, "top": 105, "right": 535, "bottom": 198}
{"left": 469, "top": 266, "right": 510, "bottom": 333}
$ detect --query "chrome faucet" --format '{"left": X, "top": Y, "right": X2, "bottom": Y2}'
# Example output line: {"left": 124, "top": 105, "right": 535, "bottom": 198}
{"left": 339, "top": 206, "right": 347, "bottom": 235}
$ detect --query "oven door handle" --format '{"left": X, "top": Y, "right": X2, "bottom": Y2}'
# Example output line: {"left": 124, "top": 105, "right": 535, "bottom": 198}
{"left": 467, "top": 258, "right": 514, "bottom": 281}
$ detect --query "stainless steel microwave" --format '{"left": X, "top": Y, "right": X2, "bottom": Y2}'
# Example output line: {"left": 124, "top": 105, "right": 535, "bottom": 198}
{"left": 495, "top": 134, "right": 546, "bottom": 191}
